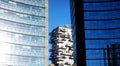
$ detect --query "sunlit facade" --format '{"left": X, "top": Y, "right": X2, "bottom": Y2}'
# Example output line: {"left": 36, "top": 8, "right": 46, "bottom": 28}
{"left": 49, "top": 25, "right": 74, "bottom": 66}
{"left": 0, "top": 0, "right": 48, "bottom": 66}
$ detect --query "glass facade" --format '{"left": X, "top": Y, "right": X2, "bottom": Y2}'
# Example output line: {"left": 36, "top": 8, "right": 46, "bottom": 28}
{"left": 84, "top": 1, "right": 120, "bottom": 66}
{"left": 0, "top": 0, "right": 48, "bottom": 66}
{"left": 70, "top": 0, "right": 120, "bottom": 66}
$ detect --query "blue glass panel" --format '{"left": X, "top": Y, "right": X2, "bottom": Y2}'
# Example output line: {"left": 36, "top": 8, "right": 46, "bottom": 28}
{"left": 86, "top": 39, "right": 120, "bottom": 48}
{"left": 84, "top": 0, "right": 110, "bottom": 2}
{"left": 84, "top": 2, "right": 120, "bottom": 10}
{"left": 84, "top": 10, "right": 120, "bottom": 19}
{"left": 86, "top": 49, "right": 106, "bottom": 59}
{"left": 85, "top": 29, "right": 120, "bottom": 38}
{"left": 87, "top": 60, "right": 108, "bottom": 66}
{"left": 85, "top": 20, "right": 120, "bottom": 29}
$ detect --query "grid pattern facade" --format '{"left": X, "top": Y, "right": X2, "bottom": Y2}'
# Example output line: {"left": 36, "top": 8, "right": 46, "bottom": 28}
{"left": 0, "top": 0, "right": 48, "bottom": 66}
{"left": 70, "top": 0, "right": 120, "bottom": 66}
{"left": 84, "top": 0, "right": 120, "bottom": 66}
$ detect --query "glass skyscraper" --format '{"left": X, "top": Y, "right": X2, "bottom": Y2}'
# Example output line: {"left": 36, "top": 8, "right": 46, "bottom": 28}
{"left": 70, "top": 0, "right": 120, "bottom": 66}
{"left": 0, "top": 0, "right": 48, "bottom": 66}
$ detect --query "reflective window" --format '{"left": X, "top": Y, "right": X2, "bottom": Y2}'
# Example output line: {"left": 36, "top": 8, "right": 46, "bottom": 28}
{"left": 84, "top": 0, "right": 110, "bottom": 2}
{"left": 0, "top": 0, "right": 46, "bottom": 66}
{"left": 0, "top": 9, "right": 45, "bottom": 26}
{"left": 12, "top": 0, "right": 45, "bottom": 7}
{"left": 11, "top": 44, "right": 44, "bottom": 57}
{"left": 16, "top": 1, "right": 45, "bottom": 15}
{"left": 85, "top": 20, "right": 120, "bottom": 29}
{"left": 86, "top": 49, "right": 106, "bottom": 59}
{"left": 84, "top": 2, "right": 120, "bottom": 10}
{"left": 87, "top": 60, "right": 108, "bottom": 66}
{"left": 85, "top": 10, "right": 120, "bottom": 19}
{"left": 0, "top": 31, "right": 45, "bottom": 46}
{"left": 86, "top": 39, "right": 120, "bottom": 48}
{"left": 0, "top": 19, "right": 45, "bottom": 36}
{"left": 85, "top": 29, "right": 120, "bottom": 39}
{"left": 0, "top": 0, "right": 45, "bottom": 16}
{"left": 0, "top": 54, "right": 44, "bottom": 66}
{"left": 84, "top": 1, "right": 120, "bottom": 66}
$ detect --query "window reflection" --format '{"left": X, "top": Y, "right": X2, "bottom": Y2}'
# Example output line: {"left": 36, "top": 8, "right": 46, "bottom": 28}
{"left": 85, "top": 10, "right": 120, "bottom": 19}
{"left": 0, "top": 19, "right": 45, "bottom": 36}
{"left": 12, "top": 0, "right": 45, "bottom": 7}
{"left": 0, "top": 0, "right": 46, "bottom": 65}
{"left": 85, "top": 20, "right": 120, "bottom": 29}
{"left": 84, "top": 2, "right": 120, "bottom": 11}
{"left": 0, "top": 54, "right": 44, "bottom": 66}
{"left": 0, "top": 42, "right": 44, "bottom": 57}
{"left": 0, "top": 9, "right": 45, "bottom": 26}
{"left": 85, "top": 29, "right": 120, "bottom": 38}
{"left": 0, "top": 0, "right": 45, "bottom": 16}
{"left": 0, "top": 31, "right": 45, "bottom": 46}
{"left": 84, "top": 1, "right": 120, "bottom": 66}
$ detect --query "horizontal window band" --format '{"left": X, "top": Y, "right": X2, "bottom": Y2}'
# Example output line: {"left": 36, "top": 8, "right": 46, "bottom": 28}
{"left": 86, "top": 38, "right": 120, "bottom": 40}
{"left": 85, "top": 45, "right": 120, "bottom": 49}
{"left": 85, "top": 18, "right": 120, "bottom": 21}
{"left": 85, "top": 28, "right": 120, "bottom": 30}
{"left": 0, "top": 53, "right": 45, "bottom": 58}
{"left": 86, "top": 59, "right": 111, "bottom": 60}
{"left": 0, "top": 18, "right": 45, "bottom": 27}
{"left": 85, "top": 19, "right": 120, "bottom": 22}
{"left": 84, "top": 1, "right": 120, "bottom": 3}
{"left": 0, "top": 41, "right": 45, "bottom": 48}
{"left": 11, "top": 0, "right": 45, "bottom": 8}
{"left": 0, "top": 7, "right": 45, "bottom": 18}
{"left": 0, "top": 41, "right": 45, "bottom": 47}
{"left": 0, "top": 29, "right": 45, "bottom": 37}
{"left": 84, "top": 8, "right": 120, "bottom": 12}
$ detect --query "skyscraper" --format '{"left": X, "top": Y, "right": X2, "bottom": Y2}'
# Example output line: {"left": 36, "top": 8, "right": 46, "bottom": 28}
{"left": 107, "top": 44, "right": 120, "bottom": 66}
{"left": 70, "top": 0, "right": 120, "bottom": 66}
{"left": 0, "top": 0, "right": 48, "bottom": 66}
{"left": 49, "top": 25, "right": 74, "bottom": 66}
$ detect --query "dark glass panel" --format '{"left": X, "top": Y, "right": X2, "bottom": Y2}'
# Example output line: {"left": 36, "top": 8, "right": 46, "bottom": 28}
{"left": 85, "top": 20, "right": 120, "bottom": 29}
{"left": 84, "top": 10, "right": 120, "bottom": 19}
{"left": 84, "top": 0, "right": 113, "bottom": 2}
{"left": 86, "top": 39, "right": 120, "bottom": 48}
{"left": 84, "top": 2, "right": 120, "bottom": 10}
{"left": 86, "top": 60, "right": 107, "bottom": 66}
{"left": 85, "top": 29, "right": 120, "bottom": 38}
{"left": 86, "top": 49, "right": 106, "bottom": 59}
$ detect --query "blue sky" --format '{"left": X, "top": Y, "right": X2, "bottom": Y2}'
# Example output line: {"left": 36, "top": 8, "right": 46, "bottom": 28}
{"left": 48, "top": 0, "right": 71, "bottom": 64}
{"left": 49, "top": 0, "right": 71, "bottom": 32}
